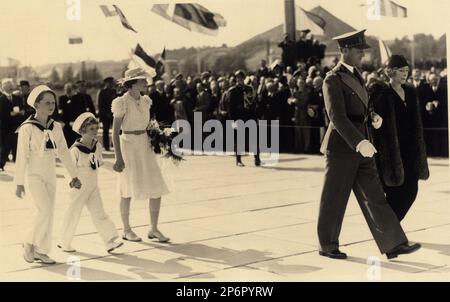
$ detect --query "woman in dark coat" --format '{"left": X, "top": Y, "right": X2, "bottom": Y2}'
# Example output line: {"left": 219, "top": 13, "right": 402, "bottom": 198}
{"left": 372, "top": 55, "right": 430, "bottom": 221}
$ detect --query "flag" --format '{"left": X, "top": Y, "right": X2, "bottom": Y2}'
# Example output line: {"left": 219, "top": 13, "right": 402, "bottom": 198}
{"left": 68, "top": 36, "right": 83, "bottom": 44}
{"left": 155, "top": 48, "right": 166, "bottom": 77}
{"left": 151, "top": 3, "right": 226, "bottom": 36}
{"left": 361, "top": 0, "right": 407, "bottom": 18}
{"left": 379, "top": 39, "right": 392, "bottom": 65}
{"left": 100, "top": 5, "right": 137, "bottom": 33}
{"left": 100, "top": 5, "right": 118, "bottom": 17}
{"left": 295, "top": 6, "right": 326, "bottom": 36}
{"left": 381, "top": 0, "right": 407, "bottom": 17}
{"left": 131, "top": 44, "right": 157, "bottom": 78}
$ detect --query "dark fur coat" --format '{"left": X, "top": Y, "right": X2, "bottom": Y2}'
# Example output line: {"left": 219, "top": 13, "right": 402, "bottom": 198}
{"left": 371, "top": 82, "right": 429, "bottom": 187}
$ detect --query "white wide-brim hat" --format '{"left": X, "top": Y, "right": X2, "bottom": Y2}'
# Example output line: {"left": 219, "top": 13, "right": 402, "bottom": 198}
{"left": 72, "top": 112, "right": 96, "bottom": 134}
{"left": 27, "top": 85, "right": 57, "bottom": 109}
{"left": 118, "top": 67, "right": 150, "bottom": 85}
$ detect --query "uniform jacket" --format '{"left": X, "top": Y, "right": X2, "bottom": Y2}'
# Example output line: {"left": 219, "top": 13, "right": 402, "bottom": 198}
{"left": 320, "top": 62, "right": 371, "bottom": 155}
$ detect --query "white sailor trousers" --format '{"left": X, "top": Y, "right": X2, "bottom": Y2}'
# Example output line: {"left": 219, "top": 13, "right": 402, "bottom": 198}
{"left": 60, "top": 169, "right": 118, "bottom": 248}
{"left": 26, "top": 153, "right": 57, "bottom": 254}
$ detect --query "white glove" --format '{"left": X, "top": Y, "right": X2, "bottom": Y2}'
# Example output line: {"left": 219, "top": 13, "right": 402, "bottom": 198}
{"left": 371, "top": 113, "right": 383, "bottom": 130}
{"left": 356, "top": 140, "right": 377, "bottom": 158}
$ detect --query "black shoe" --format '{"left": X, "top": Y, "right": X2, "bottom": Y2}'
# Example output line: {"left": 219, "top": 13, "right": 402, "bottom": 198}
{"left": 386, "top": 242, "right": 421, "bottom": 259}
{"left": 236, "top": 160, "right": 245, "bottom": 167}
{"left": 319, "top": 249, "right": 347, "bottom": 259}
{"left": 255, "top": 157, "right": 261, "bottom": 167}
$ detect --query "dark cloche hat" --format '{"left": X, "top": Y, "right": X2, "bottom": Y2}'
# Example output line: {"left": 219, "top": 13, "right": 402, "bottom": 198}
{"left": 387, "top": 55, "right": 409, "bottom": 69}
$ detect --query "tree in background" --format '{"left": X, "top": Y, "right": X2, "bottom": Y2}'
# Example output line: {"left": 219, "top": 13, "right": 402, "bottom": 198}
{"left": 50, "top": 68, "right": 60, "bottom": 84}
{"left": 62, "top": 65, "right": 75, "bottom": 83}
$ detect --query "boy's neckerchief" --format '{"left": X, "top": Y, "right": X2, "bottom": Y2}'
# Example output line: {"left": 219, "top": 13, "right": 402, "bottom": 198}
{"left": 72, "top": 139, "right": 99, "bottom": 170}
{"left": 16, "top": 115, "right": 57, "bottom": 151}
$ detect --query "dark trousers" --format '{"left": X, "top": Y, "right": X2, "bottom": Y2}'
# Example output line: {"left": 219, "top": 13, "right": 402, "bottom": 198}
{"left": 234, "top": 124, "right": 260, "bottom": 163}
{"left": 0, "top": 131, "right": 18, "bottom": 168}
{"left": 293, "top": 124, "right": 310, "bottom": 153}
{"left": 101, "top": 118, "right": 111, "bottom": 151}
{"left": 318, "top": 154, "right": 408, "bottom": 254}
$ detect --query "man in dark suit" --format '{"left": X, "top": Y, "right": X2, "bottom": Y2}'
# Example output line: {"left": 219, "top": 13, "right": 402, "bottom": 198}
{"left": 229, "top": 70, "right": 261, "bottom": 167}
{"left": 0, "top": 79, "right": 26, "bottom": 170}
{"left": 317, "top": 30, "right": 421, "bottom": 260}
{"left": 97, "top": 77, "right": 117, "bottom": 151}
{"left": 428, "top": 74, "right": 448, "bottom": 157}
{"left": 19, "top": 80, "right": 34, "bottom": 118}
{"left": 61, "top": 80, "right": 96, "bottom": 146}
{"left": 411, "top": 69, "right": 436, "bottom": 156}
{"left": 150, "top": 80, "right": 173, "bottom": 126}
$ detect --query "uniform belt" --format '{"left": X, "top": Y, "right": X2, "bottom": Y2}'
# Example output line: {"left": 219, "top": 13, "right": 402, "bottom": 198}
{"left": 122, "top": 130, "right": 147, "bottom": 135}
{"left": 347, "top": 114, "right": 367, "bottom": 124}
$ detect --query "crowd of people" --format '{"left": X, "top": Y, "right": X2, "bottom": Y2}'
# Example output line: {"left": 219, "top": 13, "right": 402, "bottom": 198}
{"left": 0, "top": 57, "right": 448, "bottom": 172}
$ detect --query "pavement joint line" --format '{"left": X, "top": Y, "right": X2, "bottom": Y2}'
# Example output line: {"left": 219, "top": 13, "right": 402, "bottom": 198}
{"left": 180, "top": 175, "right": 320, "bottom": 192}
{"left": 1, "top": 198, "right": 319, "bottom": 242}
{"left": 248, "top": 200, "right": 317, "bottom": 212}
{"left": 0, "top": 187, "right": 321, "bottom": 229}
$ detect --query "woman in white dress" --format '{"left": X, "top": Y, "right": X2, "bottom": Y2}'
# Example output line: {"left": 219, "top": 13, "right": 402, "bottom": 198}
{"left": 111, "top": 67, "right": 170, "bottom": 242}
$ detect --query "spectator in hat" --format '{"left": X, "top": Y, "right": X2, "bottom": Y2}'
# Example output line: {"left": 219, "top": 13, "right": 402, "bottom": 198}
{"left": 372, "top": 54, "right": 429, "bottom": 221}
{"left": 97, "top": 77, "right": 117, "bottom": 151}
{"left": 228, "top": 70, "right": 261, "bottom": 166}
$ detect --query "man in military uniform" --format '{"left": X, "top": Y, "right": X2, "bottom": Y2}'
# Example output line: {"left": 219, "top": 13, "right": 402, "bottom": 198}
{"left": 317, "top": 30, "right": 421, "bottom": 260}
{"left": 228, "top": 70, "right": 261, "bottom": 167}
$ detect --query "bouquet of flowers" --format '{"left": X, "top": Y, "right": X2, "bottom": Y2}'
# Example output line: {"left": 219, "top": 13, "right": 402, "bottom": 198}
{"left": 147, "top": 120, "right": 184, "bottom": 163}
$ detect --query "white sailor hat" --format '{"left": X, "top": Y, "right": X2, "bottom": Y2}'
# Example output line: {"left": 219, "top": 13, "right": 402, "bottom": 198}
{"left": 72, "top": 112, "right": 96, "bottom": 134}
{"left": 27, "top": 85, "right": 57, "bottom": 109}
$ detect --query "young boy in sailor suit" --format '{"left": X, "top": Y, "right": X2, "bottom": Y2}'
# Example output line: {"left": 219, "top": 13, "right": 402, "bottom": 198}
{"left": 59, "top": 112, "right": 123, "bottom": 253}
{"left": 15, "top": 85, "right": 82, "bottom": 265}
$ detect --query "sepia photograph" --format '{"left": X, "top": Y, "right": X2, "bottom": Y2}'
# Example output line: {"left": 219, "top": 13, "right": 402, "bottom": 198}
{"left": 0, "top": 0, "right": 449, "bottom": 286}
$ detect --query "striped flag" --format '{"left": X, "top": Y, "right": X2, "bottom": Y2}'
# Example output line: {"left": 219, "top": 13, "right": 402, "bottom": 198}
{"left": 100, "top": 5, "right": 137, "bottom": 33}
{"left": 155, "top": 48, "right": 166, "bottom": 77}
{"left": 379, "top": 39, "right": 392, "bottom": 65}
{"left": 295, "top": 6, "right": 326, "bottom": 36}
{"left": 99, "top": 5, "right": 118, "bottom": 17}
{"left": 130, "top": 44, "right": 157, "bottom": 78}
{"left": 362, "top": 0, "right": 407, "bottom": 18}
{"left": 151, "top": 3, "right": 226, "bottom": 36}
{"left": 381, "top": 0, "right": 407, "bottom": 17}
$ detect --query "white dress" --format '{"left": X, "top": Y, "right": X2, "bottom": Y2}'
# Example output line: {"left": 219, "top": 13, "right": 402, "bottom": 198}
{"left": 111, "top": 92, "right": 169, "bottom": 200}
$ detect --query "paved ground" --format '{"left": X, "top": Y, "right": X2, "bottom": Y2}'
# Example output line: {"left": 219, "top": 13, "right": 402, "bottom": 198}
{"left": 0, "top": 152, "right": 449, "bottom": 281}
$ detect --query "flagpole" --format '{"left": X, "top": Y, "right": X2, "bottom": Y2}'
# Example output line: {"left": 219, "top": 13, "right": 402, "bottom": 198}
{"left": 410, "top": 35, "right": 415, "bottom": 69}
{"left": 284, "top": 0, "right": 296, "bottom": 41}
{"left": 197, "top": 48, "right": 202, "bottom": 74}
